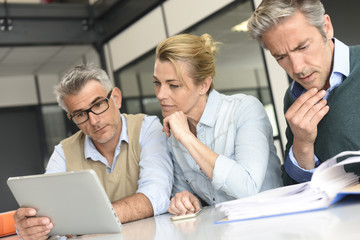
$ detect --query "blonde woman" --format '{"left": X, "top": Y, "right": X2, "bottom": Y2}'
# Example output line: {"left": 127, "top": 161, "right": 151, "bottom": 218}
{"left": 153, "top": 33, "right": 282, "bottom": 215}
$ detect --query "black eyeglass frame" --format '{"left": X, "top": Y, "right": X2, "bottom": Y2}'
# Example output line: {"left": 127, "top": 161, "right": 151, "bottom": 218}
{"left": 69, "top": 89, "right": 113, "bottom": 125}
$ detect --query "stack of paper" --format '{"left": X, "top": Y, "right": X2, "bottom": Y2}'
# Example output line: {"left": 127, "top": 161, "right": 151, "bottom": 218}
{"left": 215, "top": 151, "right": 360, "bottom": 224}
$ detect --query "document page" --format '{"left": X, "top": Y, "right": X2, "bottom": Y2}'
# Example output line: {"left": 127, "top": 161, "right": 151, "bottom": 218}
{"left": 216, "top": 151, "right": 360, "bottom": 223}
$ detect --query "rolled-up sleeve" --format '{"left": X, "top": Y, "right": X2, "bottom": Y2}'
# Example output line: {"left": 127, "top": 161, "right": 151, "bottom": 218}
{"left": 212, "top": 97, "right": 276, "bottom": 198}
{"left": 136, "top": 116, "right": 174, "bottom": 215}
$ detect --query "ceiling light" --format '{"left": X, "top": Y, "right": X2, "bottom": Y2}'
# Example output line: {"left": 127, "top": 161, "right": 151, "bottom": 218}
{"left": 231, "top": 19, "right": 248, "bottom": 32}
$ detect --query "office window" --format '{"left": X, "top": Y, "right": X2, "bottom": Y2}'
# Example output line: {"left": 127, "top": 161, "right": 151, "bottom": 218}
{"left": 186, "top": 0, "right": 279, "bottom": 138}
{"left": 116, "top": 0, "right": 279, "bottom": 132}
{"left": 42, "top": 105, "right": 68, "bottom": 165}
{"left": 115, "top": 52, "right": 158, "bottom": 115}
{"left": 190, "top": 0, "right": 282, "bottom": 157}
{"left": 114, "top": 0, "right": 282, "bottom": 161}
{"left": 125, "top": 99, "right": 142, "bottom": 114}
{"left": 142, "top": 97, "right": 162, "bottom": 120}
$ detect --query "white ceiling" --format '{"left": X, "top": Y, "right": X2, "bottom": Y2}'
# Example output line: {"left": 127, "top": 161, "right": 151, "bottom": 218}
{"left": 1, "top": 0, "right": 358, "bottom": 79}
{"left": 0, "top": 45, "right": 95, "bottom": 76}
{"left": 129, "top": 0, "right": 257, "bottom": 73}
{"left": 0, "top": 0, "right": 256, "bottom": 79}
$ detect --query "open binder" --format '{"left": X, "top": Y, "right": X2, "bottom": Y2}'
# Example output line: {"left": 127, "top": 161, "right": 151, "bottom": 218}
{"left": 215, "top": 151, "right": 360, "bottom": 224}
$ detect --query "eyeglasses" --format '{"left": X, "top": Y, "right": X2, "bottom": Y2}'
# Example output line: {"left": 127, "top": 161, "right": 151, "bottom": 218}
{"left": 69, "top": 89, "right": 113, "bottom": 125}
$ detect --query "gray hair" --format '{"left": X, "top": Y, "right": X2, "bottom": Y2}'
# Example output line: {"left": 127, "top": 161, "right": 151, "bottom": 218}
{"left": 55, "top": 64, "right": 113, "bottom": 112}
{"left": 247, "top": 0, "right": 326, "bottom": 48}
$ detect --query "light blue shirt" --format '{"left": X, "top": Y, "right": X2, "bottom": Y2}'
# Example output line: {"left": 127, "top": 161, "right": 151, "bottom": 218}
{"left": 285, "top": 38, "right": 350, "bottom": 182}
{"left": 170, "top": 90, "right": 283, "bottom": 205}
{"left": 46, "top": 114, "right": 174, "bottom": 215}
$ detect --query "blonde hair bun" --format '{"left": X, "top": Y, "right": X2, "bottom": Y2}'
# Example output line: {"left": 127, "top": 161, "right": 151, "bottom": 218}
{"left": 201, "top": 33, "right": 218, "bottom": 56}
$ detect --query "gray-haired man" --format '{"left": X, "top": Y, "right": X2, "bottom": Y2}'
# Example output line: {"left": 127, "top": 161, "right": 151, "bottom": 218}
{"left": 14, "top": 64, "right": 173, "bottom": 239}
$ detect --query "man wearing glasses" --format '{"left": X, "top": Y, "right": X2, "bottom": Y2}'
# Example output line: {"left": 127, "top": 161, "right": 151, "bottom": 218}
{"left": 13, "top": 64, "right": 173, "bottom": 240}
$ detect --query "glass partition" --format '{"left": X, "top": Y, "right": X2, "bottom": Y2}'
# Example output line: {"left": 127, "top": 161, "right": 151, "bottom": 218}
{"left": 115, "top": 0, "right": 282, "bottom": 157}
{"left": 41, "top": 105, "right": 68, "bottom": 165}
{"left": 187, "top": 0, "right": 278, "bottom": 137}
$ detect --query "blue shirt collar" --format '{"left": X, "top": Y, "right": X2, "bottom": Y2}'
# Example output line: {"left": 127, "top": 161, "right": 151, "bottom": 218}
{"left": 84, "top": 114, "right": 128, "bottom": 161}
{"left": 198, "top": 89, "right": 220, "bottom": 128}
{"left": 291, "top": 38, "right": 350, "bottom": 99}
{"left": 330, "top": 38, "right": 349, "bottom": 83}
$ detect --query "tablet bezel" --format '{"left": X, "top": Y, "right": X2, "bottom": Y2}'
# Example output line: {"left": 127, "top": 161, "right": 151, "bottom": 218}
{"left": 7, "top": 169, "right": 122, "bottom": 236}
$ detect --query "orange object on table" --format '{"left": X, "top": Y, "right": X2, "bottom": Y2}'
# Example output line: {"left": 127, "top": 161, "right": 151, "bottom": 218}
{"left": 0, "top": 210, "right": 16, "bottom": 237}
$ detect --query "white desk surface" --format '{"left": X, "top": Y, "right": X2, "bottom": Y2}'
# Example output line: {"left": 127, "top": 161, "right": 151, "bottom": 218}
{"left": 68, "top": 196, "right": 360, "bottom": 240}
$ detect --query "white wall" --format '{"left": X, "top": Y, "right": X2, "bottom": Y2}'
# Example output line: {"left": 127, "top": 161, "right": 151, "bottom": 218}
{"left": 107, "top": 0, "right": 236, "bottom": 71}
{"left": 108, "top": 7, "right": 167, "bottom": 71}
{"left": 38, "top": 74, "right": 60, "bottom": 104}
{"left": 0, "top": 75, "right": 38, "bottom": 107}
{"left": 163, "top": 0, "right": 235, "bottom": 36}
{"left": 0, "top": 47, "right": 100, "bottom": 108}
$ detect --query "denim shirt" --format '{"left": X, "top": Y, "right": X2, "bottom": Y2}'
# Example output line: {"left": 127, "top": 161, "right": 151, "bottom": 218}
{"left": 169, "top": 90, "right": 282, "bottom": 205}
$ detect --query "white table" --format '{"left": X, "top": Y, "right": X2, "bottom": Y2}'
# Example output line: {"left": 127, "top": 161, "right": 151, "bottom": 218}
{"left": 70, "top": 195, "right": 360, "bottom": 240}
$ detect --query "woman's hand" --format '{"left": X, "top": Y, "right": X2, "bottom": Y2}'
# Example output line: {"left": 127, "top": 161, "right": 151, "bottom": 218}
{"left": 162, "top": 111, "right": 192, "bottom": 142}
{"left": 169, "top": 191, "right": 200, "bottom": 215}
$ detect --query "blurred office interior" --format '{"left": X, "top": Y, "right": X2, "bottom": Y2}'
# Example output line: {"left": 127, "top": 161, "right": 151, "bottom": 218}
{"left": 0, "top": 0, "right": 359, "bottom": 212}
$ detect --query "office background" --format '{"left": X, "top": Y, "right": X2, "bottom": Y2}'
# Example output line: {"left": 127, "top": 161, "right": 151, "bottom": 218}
{"left": 0, "top": 0, "right": 359, "bottom": 212}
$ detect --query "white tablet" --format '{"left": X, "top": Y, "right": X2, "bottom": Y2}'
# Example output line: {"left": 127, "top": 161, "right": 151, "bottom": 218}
{"left": 7, "top": 169, "right": 122, "bottom": 236}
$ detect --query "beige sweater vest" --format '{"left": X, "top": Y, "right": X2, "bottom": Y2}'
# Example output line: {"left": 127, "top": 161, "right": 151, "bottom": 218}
{"left": 61, "top": 113, "right": 145, "bottom": 203}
